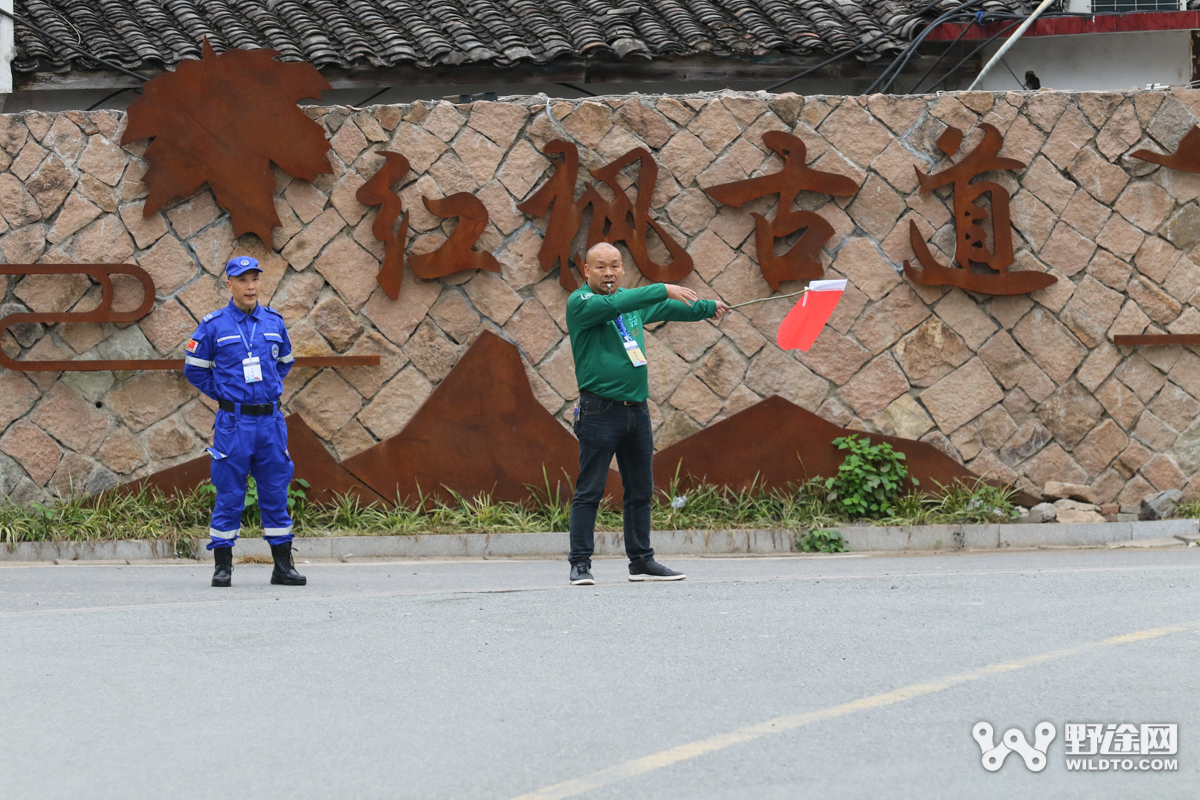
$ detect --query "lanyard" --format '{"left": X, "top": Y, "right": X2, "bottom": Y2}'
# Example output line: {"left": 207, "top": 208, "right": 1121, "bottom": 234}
{"left": 236, "top": 317, "right": 258, "bottom": 358}
{"left": 613, "top": 314, "right": 635, "bottom": 342}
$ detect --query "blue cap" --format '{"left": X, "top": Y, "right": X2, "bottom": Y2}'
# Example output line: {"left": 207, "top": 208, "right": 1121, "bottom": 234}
{"left": 225, "top": 256, "right": 260, "bottom": 277}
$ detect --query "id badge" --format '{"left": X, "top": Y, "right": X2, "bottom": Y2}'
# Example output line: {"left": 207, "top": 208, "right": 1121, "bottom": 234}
{"left": 242, "top": 356, "right": 263, "bottom": 383}
{"left": 623, "top": 339, "right": 647, "bottom": 367}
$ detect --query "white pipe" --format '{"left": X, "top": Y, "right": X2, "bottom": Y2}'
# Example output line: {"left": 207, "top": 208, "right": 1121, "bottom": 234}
{"left": 967, "top": 0, "right": 1057, "bottom": 91}
{"left": 0, "top": 0, "right": 12, "bottom": 99}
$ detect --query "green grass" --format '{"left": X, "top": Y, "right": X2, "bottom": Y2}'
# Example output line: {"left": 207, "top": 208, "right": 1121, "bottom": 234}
{"left": 0, "top": 475, "right": 1023, "bottom": 550}
{"left": 1171, "top": 500, "right": 1200, "bottom": 520}
{"left": 880, "top": 479, "right": 1021, "bottom": 526}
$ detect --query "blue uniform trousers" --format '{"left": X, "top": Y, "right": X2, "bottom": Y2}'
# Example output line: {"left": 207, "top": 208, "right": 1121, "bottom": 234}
{"left": 206, "top": 409, "right": 295, "bottom": 550}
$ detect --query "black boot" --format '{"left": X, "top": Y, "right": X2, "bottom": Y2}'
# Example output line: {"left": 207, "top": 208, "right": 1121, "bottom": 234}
{"left": 270, "top": 542, "right": 307, "bottom": 586}
{"left": 212, "top": 547, "right": 233, "bottom": 588}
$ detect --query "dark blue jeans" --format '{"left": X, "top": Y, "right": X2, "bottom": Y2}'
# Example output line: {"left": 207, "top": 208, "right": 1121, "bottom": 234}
{"left": 569, "top": 394, "right": 655, "bottom": 565}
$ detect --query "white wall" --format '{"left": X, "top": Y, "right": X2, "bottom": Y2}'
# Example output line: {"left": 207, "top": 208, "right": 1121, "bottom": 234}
{"left": 977, "top": 30, "right": 1190, "bottom": 92}
{"left": 0, "top": 0, "right": 13, "bottom": 100}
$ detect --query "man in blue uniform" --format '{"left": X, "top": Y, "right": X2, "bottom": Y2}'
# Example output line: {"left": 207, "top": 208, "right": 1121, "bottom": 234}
{"left": 183, "top": 256, "right": 306, "bottom": 588}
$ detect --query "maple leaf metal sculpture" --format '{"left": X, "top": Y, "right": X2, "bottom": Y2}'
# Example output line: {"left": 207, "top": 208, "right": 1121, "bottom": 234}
{"left": 122, "top": 39, "right": 333, "bottom": 243}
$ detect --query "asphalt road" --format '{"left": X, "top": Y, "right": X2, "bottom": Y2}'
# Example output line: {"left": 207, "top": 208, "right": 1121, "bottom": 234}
{"left": 2, "top": 548, "right": 1198, "bottom": 799}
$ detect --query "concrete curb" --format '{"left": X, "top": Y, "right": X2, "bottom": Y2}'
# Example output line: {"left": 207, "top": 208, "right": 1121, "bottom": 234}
{"left": 2, "top": 519, "right": 1196, "bottom": 562}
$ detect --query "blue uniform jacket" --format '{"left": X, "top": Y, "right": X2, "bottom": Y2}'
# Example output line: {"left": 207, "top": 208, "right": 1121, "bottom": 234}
{"left": 183, "top": 300, "right": 294, "bottom": 404}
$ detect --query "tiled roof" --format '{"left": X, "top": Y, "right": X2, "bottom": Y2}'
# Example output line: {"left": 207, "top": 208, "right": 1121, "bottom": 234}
{"left": 12, "top": 0, "right": 1026, "bottom": 74}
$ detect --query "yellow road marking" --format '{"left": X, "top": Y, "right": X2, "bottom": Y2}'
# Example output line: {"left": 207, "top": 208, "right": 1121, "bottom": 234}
{"left": 509, "top": 620, "right": 1200, "bottom": 800}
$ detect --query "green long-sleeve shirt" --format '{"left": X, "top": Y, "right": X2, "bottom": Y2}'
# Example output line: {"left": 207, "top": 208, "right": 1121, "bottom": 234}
{"left": 566, "top": 284, "right": 716, "bottom": 402}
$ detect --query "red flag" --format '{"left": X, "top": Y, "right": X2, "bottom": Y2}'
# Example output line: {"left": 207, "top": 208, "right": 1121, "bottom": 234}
{"left": 777, "top": 279, "right": 846, "bottom": 351}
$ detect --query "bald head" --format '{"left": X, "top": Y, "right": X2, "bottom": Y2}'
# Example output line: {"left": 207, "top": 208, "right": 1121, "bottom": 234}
{"left": 583, "top": 242, "right": 624, "bottom": 295}
{"left": 586, "top": 242, "right": 621, "bottom": 265}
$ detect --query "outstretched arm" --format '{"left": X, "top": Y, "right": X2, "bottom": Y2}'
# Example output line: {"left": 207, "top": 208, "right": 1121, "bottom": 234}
{"left": 566, "top": 284, "right": 669, "bottom": 330}
{"left": 643, "top": 291, "right": 728, "bottom": 325}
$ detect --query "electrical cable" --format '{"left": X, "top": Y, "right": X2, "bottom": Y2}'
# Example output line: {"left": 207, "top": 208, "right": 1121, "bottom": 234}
{"left": 557, "top": 82, "right": 596, "bottom": 97}
{"left": 867, "top": 0, "right": 989, "bottom": 95}
{"left": 356, "top": 87, "right": 391, "bottom": 106}
{"left": 763, "top": 0, "right": 950, "bottom": 93}
{"left": 866, "top": 0, "right": 992, "bottom": 95}
{"left": 867, "top": 8, "right": 980, "bottom": 94}
{"left": 763, "top": 6, "right": 1149, "bottom": 96}
{"left": 85, "top": 87, "right": 135, "bottom": 110}
{"left": 907, "top": 15, "right": 977, "bottom": 94}
{"left": 999, "top": 56, "right": 1024, "bottom": 88}
{"left": 0, "top": 6, "right": 148, "bottom": 82}
{"left": 968, "top": 0, "right": 1057, "bottom": 90}
{"left": 925, "top": 19, "right": 1022, "bottom": 92}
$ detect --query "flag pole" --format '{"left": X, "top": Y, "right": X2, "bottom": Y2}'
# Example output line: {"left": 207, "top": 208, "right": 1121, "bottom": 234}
{"left": 728, "top": 288, "right": 810, "bottom": 310}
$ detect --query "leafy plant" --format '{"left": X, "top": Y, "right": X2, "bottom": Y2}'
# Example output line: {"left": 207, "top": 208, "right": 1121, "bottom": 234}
{"left": 824, "top": 435, "right": 914, "bottom": 520}
{"left": 287, "top": 479, "right": 310, "bottom": 525}
{"left": 796, "top": 528, "right": 848, "bottom": 553}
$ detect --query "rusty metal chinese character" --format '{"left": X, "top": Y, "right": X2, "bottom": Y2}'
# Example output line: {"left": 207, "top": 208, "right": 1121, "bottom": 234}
{"left": 1131, "top": 126, "right": 1200, "bottom": 173}
{"left": 359, "top": 155, "right": 500, "bottom": 286}
{"left": 356, "top": 151, "right": 412, "bottom": 299}
{"left": 516, "top": 140, "right": 584, "bottom": 290}
{"left": 580, "top": 147, "right": 693, "bottom": 283}
{"left": 703, "top": 131, "right": 858, "bottom": 291}
{"left": 0, "top": 264, "right": 378, "bottom": 372}
{"left": 904, "top": 124, "right": 1057, "bottom": 296}
{"left": 409, "top": 193, "right": 502, "bottom": 279}
{"left": 521, "top": 140, "right": 693, "bottom": 285}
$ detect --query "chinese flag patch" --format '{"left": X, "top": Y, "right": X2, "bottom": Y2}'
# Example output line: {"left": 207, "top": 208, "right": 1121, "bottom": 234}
{"left": 186, "top": 339, "right": 198, "bottom": 353}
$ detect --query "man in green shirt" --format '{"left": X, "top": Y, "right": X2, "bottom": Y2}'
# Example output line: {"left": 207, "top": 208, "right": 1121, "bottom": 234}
{"left": 566, "top": 242, "right": 730, "bottom": 585}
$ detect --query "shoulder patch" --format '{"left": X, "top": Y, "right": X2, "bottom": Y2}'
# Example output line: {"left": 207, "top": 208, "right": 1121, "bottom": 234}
{"left": 579, "top": 292, "right": 594, "bottom": 300}
{"left": 185, "top": 339, "right": 199, "bottom": 353}
{"left": 202, "top": 309, "right": 224, "bottom": 323}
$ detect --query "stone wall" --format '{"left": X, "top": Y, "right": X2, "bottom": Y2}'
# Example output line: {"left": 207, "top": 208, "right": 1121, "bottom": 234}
{"left": 2, "top": 89, "right": 1200, "bottom": 506}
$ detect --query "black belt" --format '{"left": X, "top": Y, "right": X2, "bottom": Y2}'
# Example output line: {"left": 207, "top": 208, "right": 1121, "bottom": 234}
{"left": 580, "top": 391, "right": 642, "bottom": 407}
{"left": 218, "top": 400, "right": 276, "bottom": 416}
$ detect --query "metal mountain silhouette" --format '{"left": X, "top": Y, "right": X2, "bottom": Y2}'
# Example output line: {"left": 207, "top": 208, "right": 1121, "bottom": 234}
{"left": 653, "top": 395, "right": 1034, "bottom": 505}
{"left": 130, "top": 330, "right": 620, "bottom": 506}
{"left": 129, "top": 331, "right": 1014, "bottom": 508}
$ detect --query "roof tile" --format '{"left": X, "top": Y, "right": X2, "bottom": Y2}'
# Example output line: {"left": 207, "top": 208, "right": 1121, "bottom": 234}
{"left": 11, "top": 0, "right": 1026, "bottom": 73}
